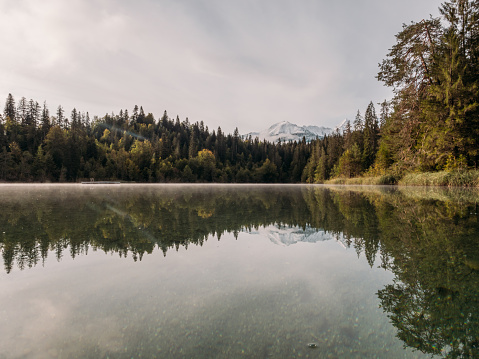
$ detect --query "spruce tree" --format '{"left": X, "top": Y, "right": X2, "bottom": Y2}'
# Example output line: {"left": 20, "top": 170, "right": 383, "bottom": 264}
{"left": 4, "top": 93, "right": 16, "bottom": 121}
{"left": 56, "top": 105, "right": 64, "bottom": 128}
{"left": 421, "top": 25, "right": 479, "bottom": 169}
{"left": 363, "top": 102, "right": 379, "bottom": 169}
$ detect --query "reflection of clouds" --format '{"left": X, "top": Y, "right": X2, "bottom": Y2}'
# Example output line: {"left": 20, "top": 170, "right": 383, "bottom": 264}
{"left": 0, "top": 254, "right": 130, "bottom": 358}
{"left": 0, "top": 231, "right": 402, "bottom": 358}
{"left": 1, "top": 296, "right": 70, "bottom": 358}
{"left": 0, "top": 294, "right": 127, "bottom": 358}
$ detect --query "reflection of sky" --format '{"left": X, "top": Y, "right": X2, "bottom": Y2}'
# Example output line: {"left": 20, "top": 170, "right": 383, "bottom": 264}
{"left": 0, "top": 230, "right": 428, "bottom": 358}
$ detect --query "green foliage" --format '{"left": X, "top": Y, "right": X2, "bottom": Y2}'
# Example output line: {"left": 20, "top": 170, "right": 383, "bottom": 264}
{"left": 376, "top": 0, "right": 479, "bottom": 173}
{"left": 0, "top": 94, "right": 313, "bottom": 183}
{"left": 399, "top": 169, "right": 479, "bottom": 187}
{"left": 444, "top": 153, "right": 468, "bottom": 171}
{"left": 333, "top": 144, "right": 363, "bottom": 178}
{"left": 0, "top": 185, "right": 316, "bottom": 272}
{"left": 197, "top": 149, "right": 216, "bottom": 181}
{"left": 303, "top": 185, "right": 479, "bottom": 358}
{"left": 258, "top": 158, "right": 279, "bottom": 182}
{"left": 6, "top": 0, "right": 479, "bottom": 185}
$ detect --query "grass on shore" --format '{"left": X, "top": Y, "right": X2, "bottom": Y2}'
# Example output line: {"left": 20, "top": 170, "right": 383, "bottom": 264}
{"left": 398, "top": 170, "right": 479, "bottom": 187}
{"left": 324, "top": 170, "right": 479, "bottom": 187}
{"left": 324, "top": 174, "right": 398, "bottom": 186}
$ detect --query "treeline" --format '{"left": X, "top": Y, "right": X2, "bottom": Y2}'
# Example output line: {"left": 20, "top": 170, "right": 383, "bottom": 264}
{"left": 305, "top": 0, "right": 479, "bottom": 183}
{"left": 0, "top": 95, "right": 311, "bottom": 183}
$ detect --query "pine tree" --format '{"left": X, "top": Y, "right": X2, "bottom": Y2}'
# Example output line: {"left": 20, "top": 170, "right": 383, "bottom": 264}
{"left": 26, "top": 99, "right": 40, "bottom": 128}
{"left": 4, "top": 93, "right": 16, "bottom": 121}
{"left": 17, "top": 97, "right": 27, "bottom": 125}
{"left": 343, "top": 120, "right": 352, "bottom": 150}
{"left": 132, "top": 105, "right": 139, "bottom": 124}
{"left": 353, "top": 110, "right": 363, "bottom": 131}
{"left": 56, "top": 105, "right": 64, "bottom": 128}
{"left": 420, "top": 26, "right": 479, "bottom": 169}
{"left": 379, "top": 100, "right": 390, "bottom": 129}
{"left": 188, "top": 131, "right": 198, "bottom": 159}
{"left": 376, "top": 17, "right": 443, "bottom": 170}
{"left": 215, "top": 127, "right": 225, "bottom": 163}
{"left": 363, "top": 102, "right": 379, "bottom": 169}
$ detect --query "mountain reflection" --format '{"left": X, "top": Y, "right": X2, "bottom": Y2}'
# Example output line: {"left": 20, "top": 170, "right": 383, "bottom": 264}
{"left": 2, "top": 184, "right": 479, "bottom": 357}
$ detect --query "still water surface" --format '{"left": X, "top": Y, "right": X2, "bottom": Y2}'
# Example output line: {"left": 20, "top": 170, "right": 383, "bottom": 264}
{"left": 1, "top": 184, "right": 478, "bottom": 358}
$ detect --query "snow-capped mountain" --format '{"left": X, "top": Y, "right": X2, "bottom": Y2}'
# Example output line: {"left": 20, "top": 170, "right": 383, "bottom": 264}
{"left": 334, "top": 119, "right": 349, "bottom": 133}
{"left": 245, "top": 224, "right": 349, "bottom": 248}
{"left": 243, "top": 120, "right": 346, "bottom": 143}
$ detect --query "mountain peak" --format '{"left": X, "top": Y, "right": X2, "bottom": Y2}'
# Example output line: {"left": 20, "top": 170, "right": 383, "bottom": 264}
{"left": 244, "top": 121, "right": 341, "bottom": 143}
{"left": 334, "top": 119, "right": 348, "bottom": 132}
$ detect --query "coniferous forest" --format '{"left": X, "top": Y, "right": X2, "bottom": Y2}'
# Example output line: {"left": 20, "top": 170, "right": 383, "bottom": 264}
{"left": 0, "top": 95, "right": 311, "bottom": 183}
{"left": 304, "top": 0, "right": 479, "bottom": 184}
{"left": 2, "top": 0, "right": 479, "bottom": 184}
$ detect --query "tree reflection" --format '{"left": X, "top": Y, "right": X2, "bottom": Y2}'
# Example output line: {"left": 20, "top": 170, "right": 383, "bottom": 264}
{"left": 0, "top": 185, "right": 313, "bottom": 273}
{"left": 303, "top": 186, "right": 479, "bottom": 358}
{"left": 2, "top": 184, "right": 479, "bottom": 357}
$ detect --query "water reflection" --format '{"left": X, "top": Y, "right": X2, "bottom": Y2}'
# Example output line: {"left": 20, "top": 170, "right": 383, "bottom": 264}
{"left": 310, "top": 186, "right": 479, "bottom": 358}
{"left": 0, "top": 184, "right": 318, "bottom": 273}
{"left": 1, "top": 184, "right": 479, "bottom": 357}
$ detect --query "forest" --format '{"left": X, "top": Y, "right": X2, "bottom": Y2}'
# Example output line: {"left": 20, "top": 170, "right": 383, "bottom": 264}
{"left": 1, "top": 0, "right": 479, "bottom": 184}
{"left": 304, "top": 0, "right": 479, "bottom": 183}
{"left": 0, "top": 94, "right": 312, "bottom": 183}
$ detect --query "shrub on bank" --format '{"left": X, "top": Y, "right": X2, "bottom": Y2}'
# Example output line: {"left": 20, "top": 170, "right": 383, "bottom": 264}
{"left": 325, "top": 170, "right": 479, "bottom": 187}
{"left": 325, "top": 173, "right": 398, "bottom": 185}
{"left": 398, "top": 170, "right": 479, "bottom": 187}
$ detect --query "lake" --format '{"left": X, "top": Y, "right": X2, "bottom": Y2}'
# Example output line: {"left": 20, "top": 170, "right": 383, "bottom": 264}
{"left": 0, "top": 184, "right": 478, "bottom": 358}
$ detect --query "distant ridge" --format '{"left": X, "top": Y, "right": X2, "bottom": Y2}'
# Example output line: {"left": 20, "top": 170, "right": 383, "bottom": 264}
{"left": 243, "top": 120, "right": 347, "bottom": 143}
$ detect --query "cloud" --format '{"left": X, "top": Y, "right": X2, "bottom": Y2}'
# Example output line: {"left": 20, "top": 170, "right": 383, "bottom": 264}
{"left": 0, "top": 0, "right": 442, "bottom": 133}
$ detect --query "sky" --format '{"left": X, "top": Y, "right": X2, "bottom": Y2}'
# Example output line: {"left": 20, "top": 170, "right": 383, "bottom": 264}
{"left": 0, "top": 0, "right": 442, "bottom": 134}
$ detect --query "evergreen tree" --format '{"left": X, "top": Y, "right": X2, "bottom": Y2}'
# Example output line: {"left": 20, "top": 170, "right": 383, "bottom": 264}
{"left": 376, "top": 16, "right": 443, "bottom": 170}
{"left": 188, "top": 131, "right": 198, "bottom": 159}
{"left": 17, "top": 97, "right": 27, "bottom": 125}
{"left": 40, "top": 101, "right": 50, "bottom": 137}
{"left": 3, "top": 93, "right": 16, "bottom": 121}
{"left": 363, "top": 102, "right": 379, "bottom": 169}
{"left": 378, "top": 100, "right": 390, "bottom": 129}
{"left": 353, "top": 110, "right": 363, "bottom": 131}
{"left": 343, "top": 120, "right": 352, "bottom": 150}
{"left": 420, "top": 24, "right": 479, "bottom": 169}
{"left": 56, "top": 105, "right": 64, "bottom": 128}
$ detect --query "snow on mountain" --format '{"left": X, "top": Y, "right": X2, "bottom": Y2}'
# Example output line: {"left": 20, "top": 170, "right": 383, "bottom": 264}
{"left": 334, "top": 119, "right": 349, "bottom": 133}
{"left": 245, "top": 224, "right": 349, "bottom": 248}
{"left": 243, "top": 120, "right": 345, "bottom": 143}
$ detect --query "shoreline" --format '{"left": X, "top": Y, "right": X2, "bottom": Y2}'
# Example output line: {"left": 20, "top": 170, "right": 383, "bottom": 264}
{"left": 324, "top": 170, "right": 479, "bottom": 187}
{"left": 1, "top": 170, "right": 479, "bottom": 187}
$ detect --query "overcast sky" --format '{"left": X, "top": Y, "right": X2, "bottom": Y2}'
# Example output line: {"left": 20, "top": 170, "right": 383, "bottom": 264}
{"left": 1, "top": 0, "right": 442, "bottom": 134}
